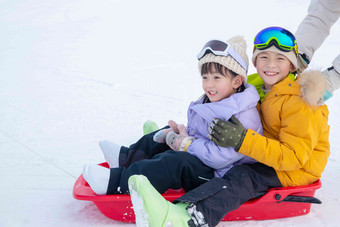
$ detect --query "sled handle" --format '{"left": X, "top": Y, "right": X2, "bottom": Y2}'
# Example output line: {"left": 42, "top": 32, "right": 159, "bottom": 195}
{"left": 276, "top": 194, "right": 322, "bottom": 204}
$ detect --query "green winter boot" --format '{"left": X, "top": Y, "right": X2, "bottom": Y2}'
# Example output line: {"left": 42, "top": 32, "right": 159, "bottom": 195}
{"left": 128, "top": 175, "right": 191, "bottom": 227}
{"left": 143, "top": 120, "right": 159, "bottom": 135}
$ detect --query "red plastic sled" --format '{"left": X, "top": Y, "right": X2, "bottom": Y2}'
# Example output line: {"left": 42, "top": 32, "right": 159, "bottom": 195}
{"left": 73, "top": 163, "right": 322, "bottom": 223}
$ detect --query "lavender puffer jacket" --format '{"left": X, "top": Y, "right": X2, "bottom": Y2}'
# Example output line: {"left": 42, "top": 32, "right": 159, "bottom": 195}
{"left": 186, "top": 84, "right": 263, "bottom": 178}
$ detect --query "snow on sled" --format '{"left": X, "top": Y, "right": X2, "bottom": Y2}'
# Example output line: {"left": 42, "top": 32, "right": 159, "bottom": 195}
{"left": 73, "top": 162, "right": 322, "bottom": 223}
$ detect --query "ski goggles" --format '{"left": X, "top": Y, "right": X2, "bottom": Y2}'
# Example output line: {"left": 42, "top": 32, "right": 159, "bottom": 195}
{"left": 253, "top": 26, "right": 298, "bottom": 57}
{"left": 197, "top": 40, "right": 248, "bottom": 73}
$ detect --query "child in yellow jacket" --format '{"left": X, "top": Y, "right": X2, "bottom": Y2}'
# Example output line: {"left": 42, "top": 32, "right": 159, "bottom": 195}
{"left": 210, "top": 26, "right": 330, "bottom": 187}
{"left": 127, "top": 26, "right": 330, "bottom": 227}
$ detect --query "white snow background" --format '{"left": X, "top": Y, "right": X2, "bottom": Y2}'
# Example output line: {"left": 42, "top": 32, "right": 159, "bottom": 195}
{"left": 1, "top": 0, "right": 339, "bottom": 226}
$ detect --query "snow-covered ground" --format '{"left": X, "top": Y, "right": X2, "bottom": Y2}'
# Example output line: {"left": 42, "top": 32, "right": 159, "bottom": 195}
{"left": 0, "top": 0, "right": 339, "bottom": 226}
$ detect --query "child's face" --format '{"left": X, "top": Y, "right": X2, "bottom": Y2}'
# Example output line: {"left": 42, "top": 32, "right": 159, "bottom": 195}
{"left": 202, "top": 67, "right": 240, "bottom": 102}
{"left": 255, "top": 51, "right": 294, "bottom": 90}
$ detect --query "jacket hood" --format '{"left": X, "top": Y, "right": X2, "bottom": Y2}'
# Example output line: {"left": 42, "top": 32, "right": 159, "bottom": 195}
{"left": 296, "top": 70, "right": 327, "bottom": 107}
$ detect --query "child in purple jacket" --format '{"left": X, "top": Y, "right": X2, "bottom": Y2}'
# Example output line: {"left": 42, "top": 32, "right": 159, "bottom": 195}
{"left": 82, "top": 36, "right": 262, "bottom": 195}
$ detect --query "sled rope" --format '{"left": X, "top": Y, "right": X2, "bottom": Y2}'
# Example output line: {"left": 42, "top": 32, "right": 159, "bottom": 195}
{"left": 0, "top": 129, "right": 77, "bottom": 179}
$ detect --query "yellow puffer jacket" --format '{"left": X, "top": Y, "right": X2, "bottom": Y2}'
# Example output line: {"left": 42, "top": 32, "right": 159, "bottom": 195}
{"left": 241, "top": 71, "right": 330, "bottom": 187}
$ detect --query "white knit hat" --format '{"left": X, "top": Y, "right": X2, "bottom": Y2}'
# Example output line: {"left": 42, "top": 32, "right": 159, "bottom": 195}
{"left": 198, "top": 36, "right": 249, "bottom": 83}
{"left": 252, "top": 45, "right": 298, "bottom": 72}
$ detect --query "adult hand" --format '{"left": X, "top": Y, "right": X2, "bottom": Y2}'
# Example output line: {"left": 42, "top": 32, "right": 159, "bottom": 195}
{"left": 208, "top": 116, "right": 247, "bottom": 151}
{"left": 296, "top": 53, "right": 309, "bottom": 74}
{"left": 166, "top": 124, "right": 194, "bottom": 151}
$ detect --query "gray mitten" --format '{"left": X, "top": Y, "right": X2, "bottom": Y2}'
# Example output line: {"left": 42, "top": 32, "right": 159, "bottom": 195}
{"left": 153, "top": 120, "right": 180, "bottom": 143}
{"left": 153, "top": 128, "right": 171, "bottom": 143}
{"left": 165, "top": 124, "right": 194, "bottom": 151}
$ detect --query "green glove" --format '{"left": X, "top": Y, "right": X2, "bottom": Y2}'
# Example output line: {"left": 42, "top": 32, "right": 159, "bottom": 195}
{"left": 209, "top": 115, "right": 247, "bottom": 151}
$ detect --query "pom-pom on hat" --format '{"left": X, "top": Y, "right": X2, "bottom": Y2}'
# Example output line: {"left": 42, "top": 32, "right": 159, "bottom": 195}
{"left": 198, "top": 36, "right": 249, "bottom": 83}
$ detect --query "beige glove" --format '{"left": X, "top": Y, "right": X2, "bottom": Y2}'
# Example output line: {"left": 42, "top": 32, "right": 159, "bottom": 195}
{"left": 153, "top": 120, "right": 180, "bottom": 143}
{"left": 165, "top": 124, "right": 194, "bottom": 152}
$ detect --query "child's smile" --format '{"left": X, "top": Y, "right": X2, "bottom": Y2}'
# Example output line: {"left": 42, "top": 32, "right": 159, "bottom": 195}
{"left": 263, "top": 71, "right": 279, "bottom": 77}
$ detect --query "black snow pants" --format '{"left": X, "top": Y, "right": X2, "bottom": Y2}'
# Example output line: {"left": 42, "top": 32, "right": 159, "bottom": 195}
{"left": 174, "top": 163, "right": 282, "bottom": 227}
{"left": 106, "top": 127, "right": 215, "bottom": 194}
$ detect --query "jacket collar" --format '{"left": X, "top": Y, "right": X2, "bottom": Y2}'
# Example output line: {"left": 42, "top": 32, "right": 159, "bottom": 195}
{"left": 247, "top": 70, "right": 327, "bottom": 106}
{"left": 247, "top": 73, "right": 296, "bottom": 103}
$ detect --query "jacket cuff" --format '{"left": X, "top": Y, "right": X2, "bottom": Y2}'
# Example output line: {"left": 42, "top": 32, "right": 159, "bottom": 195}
{"left": 238, "top": 129, "right": 259, "bottom": 155}
{"left": 180, "top": 137, "right": 195, "bottom": 151}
